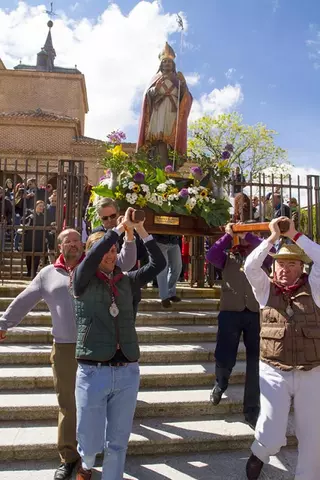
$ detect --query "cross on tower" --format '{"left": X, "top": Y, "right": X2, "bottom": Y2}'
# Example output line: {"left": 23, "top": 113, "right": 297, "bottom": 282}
{"left": 45, "top": 2, "right": 57, "bottom": 18}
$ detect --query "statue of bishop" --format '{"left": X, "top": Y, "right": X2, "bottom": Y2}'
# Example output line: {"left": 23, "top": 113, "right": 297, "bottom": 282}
{"left": 137, "top": 42, "right": 193, "bottom": 166}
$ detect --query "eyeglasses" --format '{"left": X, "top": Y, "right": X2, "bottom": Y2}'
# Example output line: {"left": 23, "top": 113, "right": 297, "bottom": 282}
{"left": 101, "top": 213, "right": 117, "bottom": 221}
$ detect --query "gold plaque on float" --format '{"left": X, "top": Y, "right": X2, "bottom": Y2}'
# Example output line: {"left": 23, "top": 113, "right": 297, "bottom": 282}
{"left": 154, "top": 215, "right": 180, "bottom": 226}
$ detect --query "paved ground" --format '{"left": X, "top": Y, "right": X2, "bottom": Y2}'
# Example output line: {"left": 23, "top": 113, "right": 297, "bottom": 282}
{"left": 0, "top": 448, "right": 297, "bottom": 480}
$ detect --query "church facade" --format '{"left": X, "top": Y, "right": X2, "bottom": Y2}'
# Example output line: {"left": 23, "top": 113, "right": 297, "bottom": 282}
{"left": 0, "top": 20, "right": 134, "bottom": 186}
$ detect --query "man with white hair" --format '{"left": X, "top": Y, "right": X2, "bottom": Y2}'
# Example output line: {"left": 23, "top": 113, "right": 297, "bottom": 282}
{"left": 244, "top": 216, "right": 320, "bottom": 480}
{"left": 0, "top": 219, "right": 137, "bottom": 480}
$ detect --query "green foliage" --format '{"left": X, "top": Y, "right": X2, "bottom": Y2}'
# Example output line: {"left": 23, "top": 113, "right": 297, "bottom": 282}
{"left": 188, "top": 112, "right": 289, "bottom": 179}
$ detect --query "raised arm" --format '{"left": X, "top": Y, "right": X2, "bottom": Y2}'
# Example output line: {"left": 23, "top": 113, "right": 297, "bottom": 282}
{"left": 73, "top": 229, "right": 121, "bottom": 297}
{"left": 283, "top": 218, "right": 320, "bottom": 308}
{"left": 127, "top": 224, "right": 166, "bottom": 288}
{"left": 244, "top": 217, "right": 288, "bottom": 307}
{"left": 245, "top": 232, "right": 274, "bottom": 270}
{"left": 0, "top": 273, "right": 43, "bottom": 336}
{"left": 116, "top": 226, "right": 137, "bottom": 272}
{"left": 206, "top": 223, "right": 234, "bottom": 269}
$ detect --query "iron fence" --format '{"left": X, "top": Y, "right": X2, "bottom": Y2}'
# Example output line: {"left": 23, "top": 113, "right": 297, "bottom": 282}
{"left": 0, "top": 164, "right": 319, "bottom": 286}
{"left": 0, "top": 158, "right": 84, "bottom": 281}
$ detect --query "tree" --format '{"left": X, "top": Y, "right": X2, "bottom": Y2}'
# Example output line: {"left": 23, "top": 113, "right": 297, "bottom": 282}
{"left": 188, "top": 112, "right": 289, "bottom": 179}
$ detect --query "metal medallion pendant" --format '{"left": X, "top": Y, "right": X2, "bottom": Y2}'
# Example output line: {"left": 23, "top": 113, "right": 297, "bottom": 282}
{"left": 286, "top": 305, "right": 294, "bottom": 318}
{"left": 109, "top": 302, "right": 119, "bottom": 318}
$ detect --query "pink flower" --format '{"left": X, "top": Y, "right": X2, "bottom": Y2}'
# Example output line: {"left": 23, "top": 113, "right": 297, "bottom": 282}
{"left": 107, "top": 130, "right": 127, "bottom": 144}
{"left": 165, "top": 165, "right": 174, "bottom": 174}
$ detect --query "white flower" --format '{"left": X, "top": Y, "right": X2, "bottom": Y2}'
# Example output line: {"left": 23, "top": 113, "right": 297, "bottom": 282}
{"left": 141, "top": 184, "right": 150, "bottom": 193}
{"left": 211, "top": 198, "right": 216, "bottom": 204}
{"left": 145, "top": 192, "right": 151, "bottom": 200}
{"left": 157, "top": 183, "right": 167, "bottom": 193}
{"left": 131, "top": 193, "right": 138, "bottom": 202}
{"left": 190, "top": 197, "right": 197, "bottom": 206}
{"left": 185, "top": 198, "right": 195, "bottom": 210}
{"left": 166, "top": 179, "right": 176, "bottom": 185}
{"left": 205, "top": 196, "right": 210, "bottom": 202}
{"left": 128, "top": 181, "right": 135, "bottom": 190}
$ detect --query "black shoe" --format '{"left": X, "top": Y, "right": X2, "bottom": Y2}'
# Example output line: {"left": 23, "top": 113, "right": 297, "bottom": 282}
{"left": 54, "top": 461, "right": 78, "bottom": 480}
{"left": 210, "top": 384, "right": 223, "bottom": 405}
{"left": 169, "top": 296, "right": 181, "bottom": 303}
{"left": 246, "top": 454, "right": 264, "bottom": 480}
{"left": 161, "top": 298, "right": 171, "bottom": 308}
{"left": 244, "top": 414, "right": 258, "bottom": 429}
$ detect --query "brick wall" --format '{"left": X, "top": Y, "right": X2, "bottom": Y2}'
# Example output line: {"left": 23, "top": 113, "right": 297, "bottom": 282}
{"left": 0, "top": 123, "right": 76, "bottom": 154}
{"left": 0, "top": 70, "right": 88, "bottom": 134}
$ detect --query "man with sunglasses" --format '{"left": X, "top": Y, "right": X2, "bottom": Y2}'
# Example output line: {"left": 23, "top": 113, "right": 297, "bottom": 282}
{"left": 92, "top": 198, "right": 139, "bottom": 273}
{"left": 93, "top": 198, "right": 147, "bottom": 270}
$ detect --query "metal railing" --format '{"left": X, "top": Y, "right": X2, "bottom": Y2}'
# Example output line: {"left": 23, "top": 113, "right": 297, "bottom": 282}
{"left": 0, "top": 158, "right": 84, "bottom": 281}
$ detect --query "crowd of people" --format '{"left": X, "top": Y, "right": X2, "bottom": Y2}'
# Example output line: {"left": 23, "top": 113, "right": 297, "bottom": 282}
{"left": 0, "top": 178, "right": 319, "bottom": 479}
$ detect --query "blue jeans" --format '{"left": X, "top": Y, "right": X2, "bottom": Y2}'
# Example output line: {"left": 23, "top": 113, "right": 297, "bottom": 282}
{"left": 156, "top": 243, "right": 182, "bottom": 300}
{"left": 75, "top": 362, "right": 140, "bottom": 479}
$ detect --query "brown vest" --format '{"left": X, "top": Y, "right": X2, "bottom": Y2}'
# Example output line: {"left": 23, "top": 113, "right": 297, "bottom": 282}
{"left": 220, "top": 253, "right": 260, "bottom": 313}
{"left": 260, "top": 281, "right": 320, "bottom": 371}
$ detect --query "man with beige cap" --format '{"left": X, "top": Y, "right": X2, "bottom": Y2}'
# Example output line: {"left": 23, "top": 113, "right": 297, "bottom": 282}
{"left": 243, "top": 216, "right": 320, "bottom": 480}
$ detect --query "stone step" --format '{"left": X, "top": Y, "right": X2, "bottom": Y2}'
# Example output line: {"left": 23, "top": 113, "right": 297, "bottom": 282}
{"left": 0, "top": 284, "right": 220, "bottom": 298}
{"left": 18, "top": 310, "right": 219, "bottom": 327}
{"left": 0, "top": 448, "right": 298, "bottom": 480}
{"left": 0, "top": 297, "right": 220, "bottom": 312}
{"left": 0, "top": 342, "right": 245, "bottom": 365}
{"left": 0, "top": 361, "right": 246, "bottom": 390}
{"left": 4, "top": 325, "right": 219, "bottom": 344}
{"left": 0, "top": 385, "right": 248, "bottom": 421}
{"left": 0, "top": 414, "right": 296, "bottom": 461}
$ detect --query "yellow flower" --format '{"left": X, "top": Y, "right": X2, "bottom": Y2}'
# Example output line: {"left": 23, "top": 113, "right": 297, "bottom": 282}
{"left": 115, "top": 191, "right": 124, "bottom": 200}
{"left": 136, "top": 195, "right": 147, "bottom": 207}
{"left": 200, "top": 189, "right": 208, "bottom": 198}
{"left": 107, "top": 144, "right": 128, "bottom": 158}
{"left": 89, "top": 191, "right": 97, "bottom": 204}
{"left": 162, "top": 192, "right": 168, "bottom": 200}
{"left": 132, "top": 184, "right": 140, "bottom": 193}
{"left": 168, "top": 187, "right": 179, "bottom": 195}
{"left": 185, "top": 203, "right": 192, "bottom": 212}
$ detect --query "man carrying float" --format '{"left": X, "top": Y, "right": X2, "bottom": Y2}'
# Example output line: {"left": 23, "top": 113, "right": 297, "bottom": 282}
{"left": 244, "top": 216, "right": 320, "bottom": 480}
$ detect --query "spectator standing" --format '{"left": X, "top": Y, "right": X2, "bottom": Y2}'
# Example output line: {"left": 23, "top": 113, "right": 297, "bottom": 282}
{"left": 153, "top": 234, "right": 182, "bottom": 308}
{"left": 0, "top": 187, "right": 12, "bottom": 252}
{"left": 4, "top": 178, "right": 14, "bottom": 201}
{"left": 23, "top": 200, "right": 47, "bottom": 277}
{"left": 289, "top": 197, "right": 300, "bottom": 230}
{"left": 26, "top": 178, "right": 45, "bottom": 210}
{"left": 230, "top": 166, "right": 246, "bottom": 197}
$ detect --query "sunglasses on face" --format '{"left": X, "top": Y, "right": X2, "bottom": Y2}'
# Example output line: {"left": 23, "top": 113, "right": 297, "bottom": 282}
{"left": 101, "top": 213, "right": 117, "bottom": 221}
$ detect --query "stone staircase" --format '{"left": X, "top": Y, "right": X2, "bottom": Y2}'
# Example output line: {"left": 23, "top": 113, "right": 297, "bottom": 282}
{"left": 0, "top": 280, "right": 297, "bottom": 479}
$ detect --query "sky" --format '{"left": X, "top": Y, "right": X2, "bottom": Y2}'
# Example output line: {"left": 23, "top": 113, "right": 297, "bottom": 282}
{"left": 1, "top": 0, "right": 320, "bottom": 185}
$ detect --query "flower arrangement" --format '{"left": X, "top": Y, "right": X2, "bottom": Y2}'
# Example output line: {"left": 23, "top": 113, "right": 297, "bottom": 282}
{"left": 90, "top": 163, "right": 231, "bottom": 229}
{"left": 88, "top": 129, "right": 231, "bottom": 229}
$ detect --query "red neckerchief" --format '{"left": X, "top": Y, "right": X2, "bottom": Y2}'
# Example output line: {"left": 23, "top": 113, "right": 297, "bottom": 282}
{"left": 273, "top": 273, "right": 309, "bottom": 297}
{"left": 230, "top": 244, "right": 252, "bottom": 257}
{"left": 54, "top": 253, "right": 85, "bottom": 272}
{"left": 96, "top": 270, "right": 124, "bottom": 297}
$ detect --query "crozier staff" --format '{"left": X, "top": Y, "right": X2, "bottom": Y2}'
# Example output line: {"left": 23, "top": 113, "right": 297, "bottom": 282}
{"left": 72, "top": 208, "right": 166, "bottom": 480}
{"left": 244, "top": 216, "right": 320, "bottom": 480}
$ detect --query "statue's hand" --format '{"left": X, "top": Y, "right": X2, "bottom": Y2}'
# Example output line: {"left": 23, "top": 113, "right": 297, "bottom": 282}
{"left": 155, "top": 78, "right": 164, "bottom": 91}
